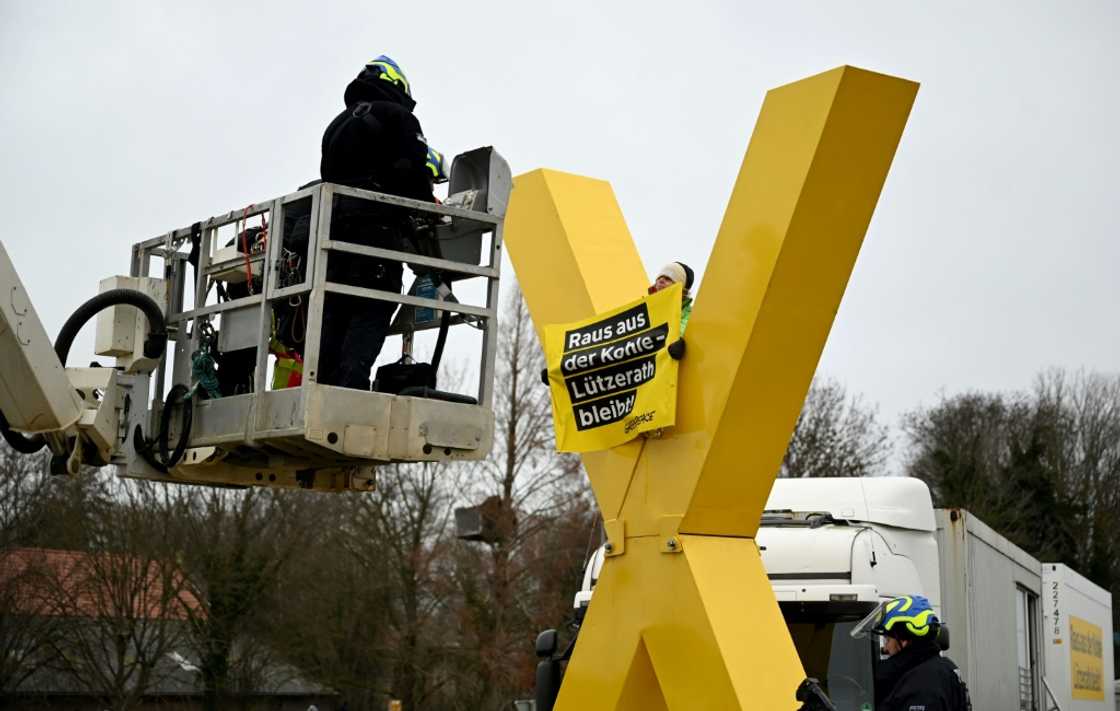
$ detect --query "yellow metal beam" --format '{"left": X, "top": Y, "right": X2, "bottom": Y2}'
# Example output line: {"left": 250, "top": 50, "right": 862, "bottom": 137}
{"left": 503, "top": 169, "right": 648, "bottom": 336}
{"left": 503, "top": 169, "right": 649, "bottom": 521}
{"left": 559, "top": 536, "right": 804, "bottom": 708}
{"left": 629, "top": 66, "right": 919, "bottom": 539}
{"left": 503, "top": 65, "right": 918, "bottom": 710}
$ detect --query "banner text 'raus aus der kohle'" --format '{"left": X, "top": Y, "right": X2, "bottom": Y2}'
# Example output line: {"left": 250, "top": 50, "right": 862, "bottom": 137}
{"left": 543, "top": 284, "right": 681, "bottom": 452}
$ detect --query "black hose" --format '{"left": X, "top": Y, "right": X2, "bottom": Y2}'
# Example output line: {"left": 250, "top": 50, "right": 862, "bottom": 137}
{"left": 54, "top": 289, "right": 167, "bottom": 364}
{"left": 0, "top": 289, "right": 168, "bottom": 454}
{"left": 430, "top": 309, "right": 452, "bottom": 373}
{"left": 157, "top": 384, "right": 192, "bottom": 469}
{"left": 133, "top": 424, "right": 167, "bottom": 474}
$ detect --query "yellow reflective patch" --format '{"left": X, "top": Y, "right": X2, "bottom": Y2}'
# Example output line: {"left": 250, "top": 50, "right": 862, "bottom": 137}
{"left": 886, "top": 609, "right": 934, "bottom": 636}
{"left": 371, "top": 62, "right": 409, "bottom": 95}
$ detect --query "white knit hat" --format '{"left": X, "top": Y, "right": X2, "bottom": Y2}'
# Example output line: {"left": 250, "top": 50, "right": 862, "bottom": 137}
{"left": 657, "top": 262, "right": 688, "bottom": 289}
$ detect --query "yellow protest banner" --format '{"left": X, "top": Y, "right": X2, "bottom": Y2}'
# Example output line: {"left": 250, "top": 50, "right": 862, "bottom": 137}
{"left": 544, "top": 284, "right": 682, "bottom": 452}
{"left": 1070, "top": 615, "right": 1105, "bottom": 700}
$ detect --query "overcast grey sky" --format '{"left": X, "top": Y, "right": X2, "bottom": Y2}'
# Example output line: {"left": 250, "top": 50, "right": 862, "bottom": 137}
{"left": 2, "top": 1, "right": 1117, "bottom": 458}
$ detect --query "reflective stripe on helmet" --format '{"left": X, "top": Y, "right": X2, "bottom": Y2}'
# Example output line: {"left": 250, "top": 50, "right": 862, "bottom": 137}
{"left": 880, "top": 595, "right": 938, "bottom": 637}
{"left": 367, "top": 55, "right": 411, "bottom": 97}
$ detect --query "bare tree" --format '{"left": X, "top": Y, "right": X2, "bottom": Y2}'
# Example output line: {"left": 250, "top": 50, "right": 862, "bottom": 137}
{"left": 902, "top": 391, "right": 1013, "bottom": 507}
{"left": 0, "top": 448, "right": 61, "bottom": 699}
{"left": 173, "top": 487, "right": 302, "bottom": 711}
{"left": 0, "top": 447, "right": 51, "bottom": 549}
{"left": 266, "top": 491, "right": 397, "bottom": 710}
{"left": 357, "top": 461, "right": 460, "bottom": 709}
{"left": 903, "top": 384, "right": 1085, "bottom": 560}
{"left": 1030, "top": 369, "right": 1120, "bottom": 591}
{"left": 904, "top": 369, "right": 1120, "bottom": 678}
{"left": 448, "top": 286, "right": 589, "bottom": 708}
{"left": 0, "top": 550, "right": 62, "bottom": 702}
{"left": 781, "top": 377, "right": 891, "bottom": 478}
{"left": 41, "top": 478, "right": 191, "bottom": 711}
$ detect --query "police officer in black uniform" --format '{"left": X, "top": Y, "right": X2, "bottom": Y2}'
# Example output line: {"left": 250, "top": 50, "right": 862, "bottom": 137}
{"left": 872, "top": 595, "right": 972, "bottom": 711}
{"left": 318, "top": 55, "right": 435, "bottom": 389}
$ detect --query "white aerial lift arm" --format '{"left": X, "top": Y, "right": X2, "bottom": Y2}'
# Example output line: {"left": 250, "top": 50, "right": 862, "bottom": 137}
{"left": 0, "top": 241, "right": 167, "bottom": 475}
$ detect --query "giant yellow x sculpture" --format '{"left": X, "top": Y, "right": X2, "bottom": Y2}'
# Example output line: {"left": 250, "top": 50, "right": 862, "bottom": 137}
{"left": 503, "top": 66, "right": 917, "bottom": 709}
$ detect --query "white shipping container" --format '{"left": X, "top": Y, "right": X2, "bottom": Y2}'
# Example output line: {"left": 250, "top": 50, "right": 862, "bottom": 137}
{"left": 935, "top": 509, "right": 1045, "bottom": 709}
{"left": 1042, "top": 563, "right": 1115, "bottom": 710}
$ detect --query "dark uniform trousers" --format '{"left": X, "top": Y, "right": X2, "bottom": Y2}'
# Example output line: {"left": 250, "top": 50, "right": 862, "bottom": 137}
{"left": 316, "top": 204, "right": 404, "bottom": 390}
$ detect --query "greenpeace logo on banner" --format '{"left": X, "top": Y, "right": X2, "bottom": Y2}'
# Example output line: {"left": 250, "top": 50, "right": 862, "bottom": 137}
{"left": 542, "top": 285, "right": 682, "bottom": 452}
{"left": 624, "top": 410, "right": 657, "bottom": 434}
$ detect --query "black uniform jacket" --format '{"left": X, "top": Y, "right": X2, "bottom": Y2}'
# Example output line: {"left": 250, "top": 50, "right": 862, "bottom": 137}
{"left": 876, "top": 639, "right": 971, "bottom": 711}
{"left": 320, "top": 66, "right": 433, "bottom": 202}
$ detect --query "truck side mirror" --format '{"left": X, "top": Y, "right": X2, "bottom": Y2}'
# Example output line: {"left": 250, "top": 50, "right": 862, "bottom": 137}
{"left": 536, "top": 629, "right": 559, "bottom": 658}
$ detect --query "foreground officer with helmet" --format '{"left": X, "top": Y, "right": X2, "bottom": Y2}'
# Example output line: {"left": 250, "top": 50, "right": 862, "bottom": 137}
{"left": 852, "top": 595, "right": 972, "bottom": 711}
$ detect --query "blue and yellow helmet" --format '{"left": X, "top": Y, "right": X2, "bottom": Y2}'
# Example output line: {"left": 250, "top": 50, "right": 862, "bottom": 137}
{"left": 366, "top": 55, "right": 411, "bottom": 97}
{"left": 426, "top": 146, "right": 448, "bottom": 184}
{"left": 874, "top": 595, "right": 939, "bottom": 639}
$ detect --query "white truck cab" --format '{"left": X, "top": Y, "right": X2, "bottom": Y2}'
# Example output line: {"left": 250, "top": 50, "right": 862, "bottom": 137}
{"left": 569, "top": 478, "right": 943, "bottom": 710}
{"left": 758, "top": 478, "right": 942, "bottom": 709}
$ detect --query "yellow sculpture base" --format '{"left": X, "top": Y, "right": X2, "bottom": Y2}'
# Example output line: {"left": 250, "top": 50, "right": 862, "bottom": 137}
{"left": 557, "top": 536, "right": 803, "bottom": 709}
